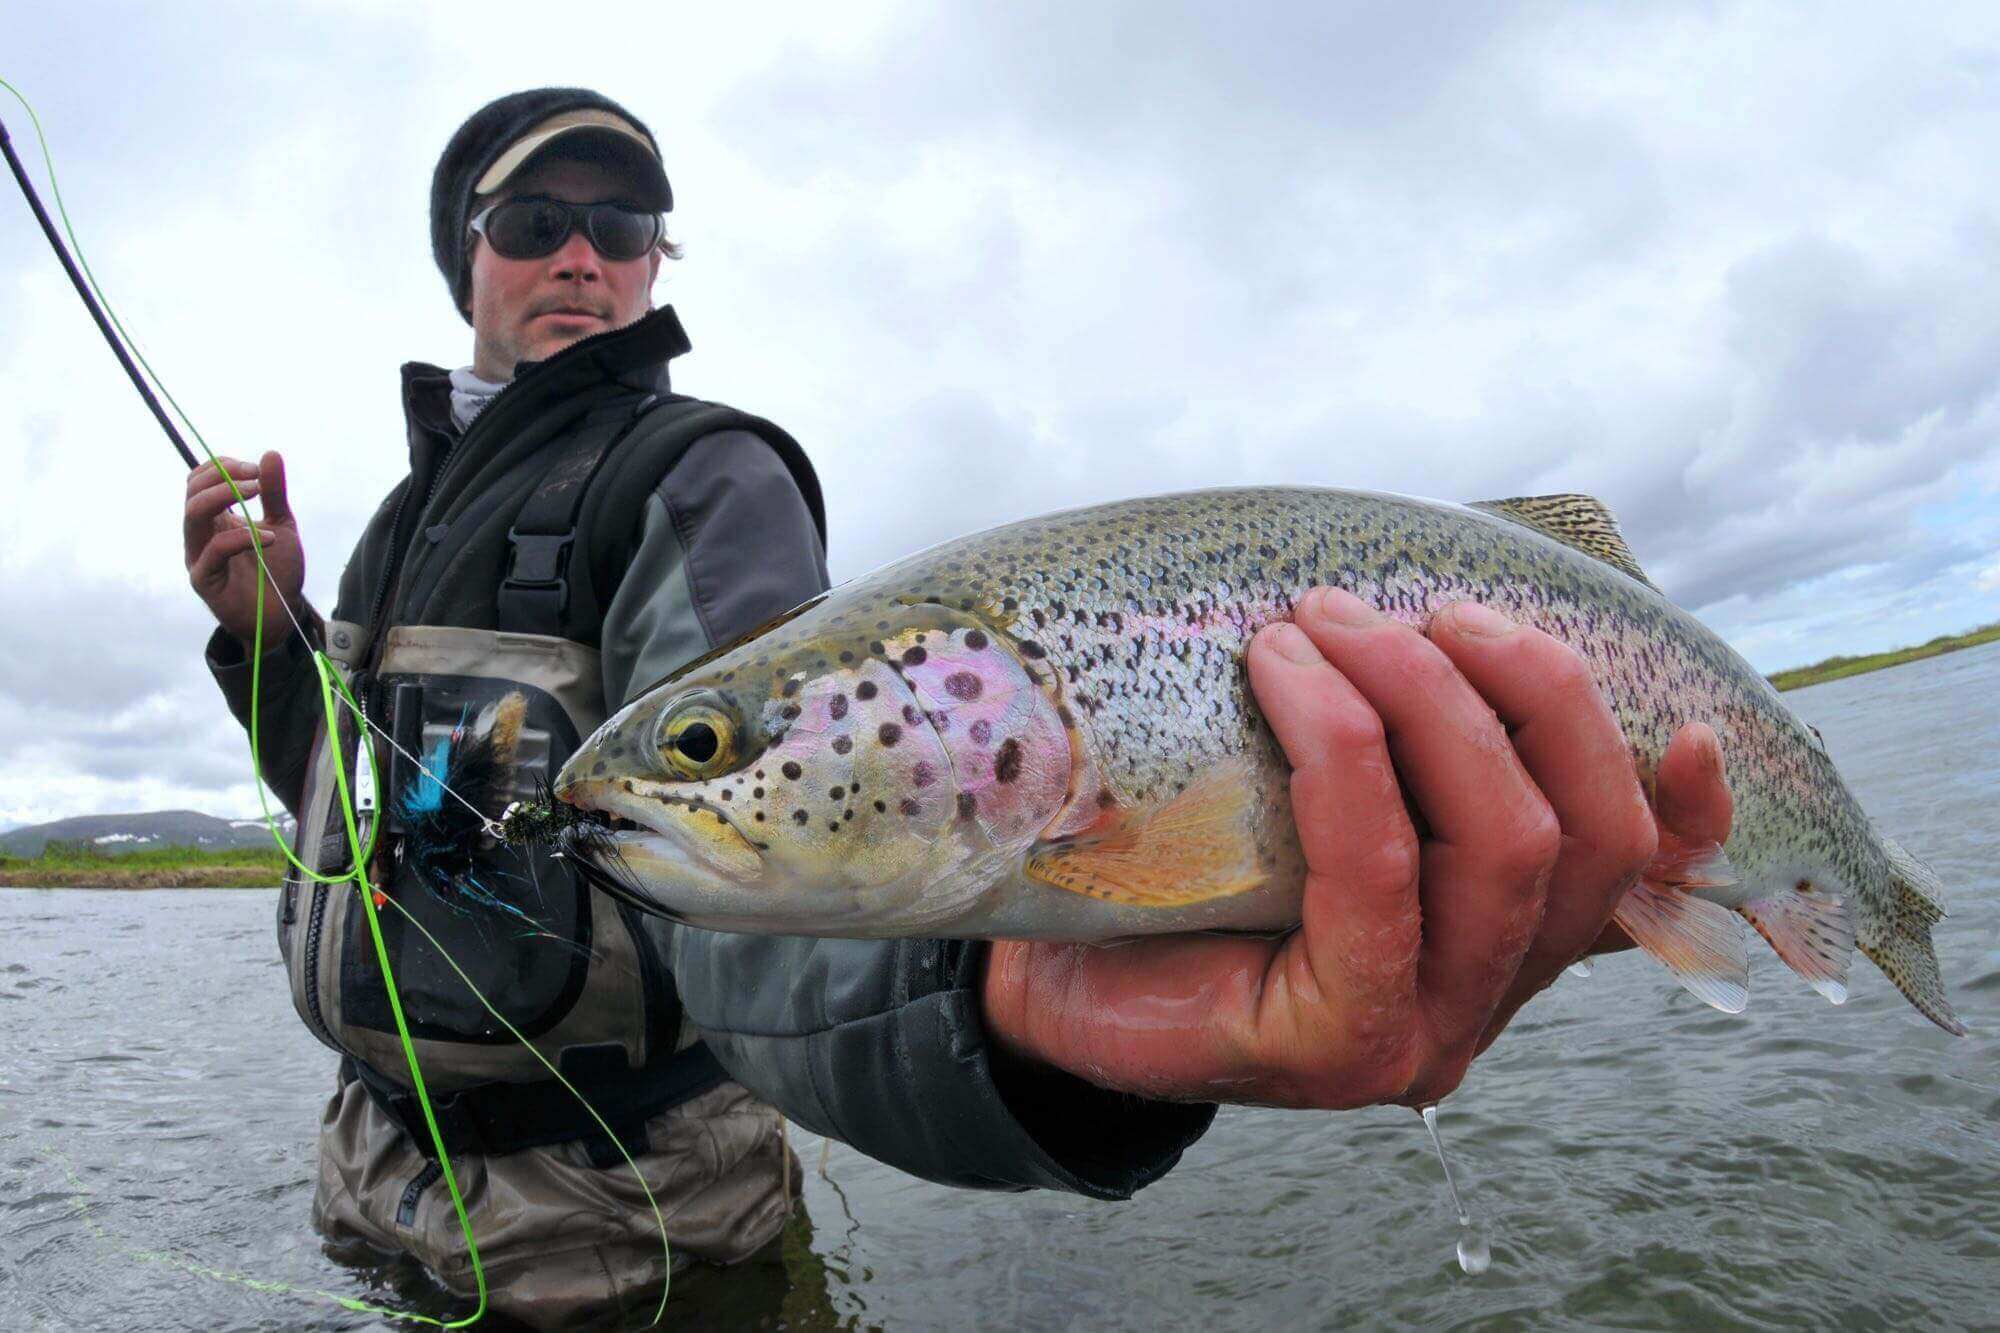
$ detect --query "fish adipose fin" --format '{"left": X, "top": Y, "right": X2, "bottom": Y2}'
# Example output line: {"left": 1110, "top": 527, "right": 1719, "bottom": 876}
{"left": 1862, "top": 835, "right": 1966, "bottom": 1036}
{"left": 1025, "top": 760, "right": 1264, "bottom": 907}
{"left": 1738, "top": 885, "right": 1854, "bottom": 1004}
{"left": 1468, "top": 494, "right": 1663, "bottom": 593}
{"left": 1613, "top": 839, "right": 1749, "bottom": 1012}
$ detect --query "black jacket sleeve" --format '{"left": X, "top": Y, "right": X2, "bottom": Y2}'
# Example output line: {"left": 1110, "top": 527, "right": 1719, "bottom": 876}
{"left": 204, "top": 610, "right": 328, "bottom": 816}
{"left": 603, "top": 429, "right": 1216, "bottom": 1199}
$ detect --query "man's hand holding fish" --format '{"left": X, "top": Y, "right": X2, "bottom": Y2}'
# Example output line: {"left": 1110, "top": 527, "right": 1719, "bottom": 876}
{"left": 978, "top": 587, "right": 1734, "bottom": 1110}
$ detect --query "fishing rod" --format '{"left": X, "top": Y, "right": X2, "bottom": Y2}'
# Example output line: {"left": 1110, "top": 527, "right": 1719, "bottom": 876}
{"left": 0, "top": 110, "right": 198, "bottom": 471}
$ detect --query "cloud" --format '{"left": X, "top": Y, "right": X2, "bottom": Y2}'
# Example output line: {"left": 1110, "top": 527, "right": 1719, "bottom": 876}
{"left": 5, "top": 1, "right": 2000, "bottom": 819}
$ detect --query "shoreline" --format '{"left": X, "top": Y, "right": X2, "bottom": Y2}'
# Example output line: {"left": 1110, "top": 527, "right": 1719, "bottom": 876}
{"left": 0, "top": 869, "right": 280, "bottom": 889}
{"left": 1768, "top": 623, "right": 2000, "bottom": 692}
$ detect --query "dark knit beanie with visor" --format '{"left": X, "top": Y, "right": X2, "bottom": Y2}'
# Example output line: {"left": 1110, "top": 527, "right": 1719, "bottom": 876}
{"left": 430, "top": 87, "right": 673, "bottom": 323}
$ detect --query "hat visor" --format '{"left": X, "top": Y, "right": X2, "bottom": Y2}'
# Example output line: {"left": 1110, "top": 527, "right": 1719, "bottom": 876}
{"left": 476, "top": 124, "right": 671, "bottom": 212}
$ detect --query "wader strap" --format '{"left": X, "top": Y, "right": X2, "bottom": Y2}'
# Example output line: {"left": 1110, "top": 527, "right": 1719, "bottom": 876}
{"left": 498, "top": 395, "right": 660, "bottom": 637}
{"left": 341, "top": 1040, "right": 728, "bottom": 1165}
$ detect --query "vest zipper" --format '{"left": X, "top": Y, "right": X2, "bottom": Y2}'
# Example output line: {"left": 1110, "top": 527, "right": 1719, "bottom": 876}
{"left": 303, "top": 878, "right": 332, "bottom": 1044}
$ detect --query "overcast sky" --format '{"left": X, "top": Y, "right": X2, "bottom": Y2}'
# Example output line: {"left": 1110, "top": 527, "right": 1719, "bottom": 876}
{"left": 4, "top": 2, "right": 1998, "bottom": 826}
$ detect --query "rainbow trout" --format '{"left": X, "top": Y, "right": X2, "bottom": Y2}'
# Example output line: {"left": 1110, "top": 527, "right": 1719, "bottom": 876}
{"left": 553, "top": 488, "right": 1963, "bottom": 1034}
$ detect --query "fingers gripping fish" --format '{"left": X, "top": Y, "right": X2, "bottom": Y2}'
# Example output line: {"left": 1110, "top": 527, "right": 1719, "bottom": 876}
{"left": 553, "top": 487, "right": 1964, "bottom": 1035}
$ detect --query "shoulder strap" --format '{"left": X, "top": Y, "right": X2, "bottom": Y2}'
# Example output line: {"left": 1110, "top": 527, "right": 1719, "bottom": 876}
{"left": 563, "top": 398, "right": 828, "bottom": 638}
{"left": 497, "top": 395, "right": 659, "bottom": 636}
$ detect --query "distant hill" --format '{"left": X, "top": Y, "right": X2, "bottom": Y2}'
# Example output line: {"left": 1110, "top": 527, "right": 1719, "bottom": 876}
{"left": 0, "top": 809, "right": 296, "bottom": 858}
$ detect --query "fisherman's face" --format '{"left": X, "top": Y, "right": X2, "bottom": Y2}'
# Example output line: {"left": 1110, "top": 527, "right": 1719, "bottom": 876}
{"left": 466, "top": 156, "right": 663, "bottom": 380}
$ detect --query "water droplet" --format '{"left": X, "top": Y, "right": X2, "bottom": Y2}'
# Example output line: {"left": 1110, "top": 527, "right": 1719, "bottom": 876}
{"left": 1566, "top": 958, "right": 1594, "bottom": 979}
{"left": 1419, "top": 1103, "right": 1492, "bottom": 1277}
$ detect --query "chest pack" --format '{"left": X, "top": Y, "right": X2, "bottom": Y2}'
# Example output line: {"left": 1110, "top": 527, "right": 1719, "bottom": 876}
{"left": 277, "top": 390, "right": 822, "bottom": 1159}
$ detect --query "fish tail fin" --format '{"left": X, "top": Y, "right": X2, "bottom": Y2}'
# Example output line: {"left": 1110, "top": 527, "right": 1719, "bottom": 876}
{"left": 1858, "top": 835, "right": 1966, "bottom": 1036}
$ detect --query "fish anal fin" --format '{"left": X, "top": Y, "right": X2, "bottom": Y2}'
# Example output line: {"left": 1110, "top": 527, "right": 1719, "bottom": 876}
{"left": 1469, "top": 494, "right": 1661, "bottom": 592}
{"left": 1739, "top": 884, "right": 1854, "bottom": 1004}
{"left": 1025, "top": 759, "right": 1264, "bottom": 907}
{"left": 1612, "top": 880, "right": 1750, "bottom": 1013}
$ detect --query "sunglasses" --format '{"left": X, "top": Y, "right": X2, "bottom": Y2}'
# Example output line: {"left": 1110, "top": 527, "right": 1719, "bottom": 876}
{"left": 468, "top": 196, "right": 664, "bottom": 263}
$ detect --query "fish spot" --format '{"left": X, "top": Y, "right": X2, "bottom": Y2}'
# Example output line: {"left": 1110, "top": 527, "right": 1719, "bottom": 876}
{"left": 957, "top": 792, "right": 977, "bottom": 820}
{"left": 830, "top": 786, "right": 845, "bottom": 800}
{"left": 964, "top": 629, "right": 989, "bottom": 650}
{"left": 944, "top": 671, "right": 982, "bottom": 700}
{"left": 829, "top": 821, "right": 841, "bottom": 832}
{"left": 1020, "top": 641, "right": 1046, "bottom": 658}
{"left": 878, "top": 722, "right": 902, "bottom": 747}
{"left": 1098, "top": 788, "right": 1116, "bottom": 807}
{"left": 875, "top": 799, "right": 888, "bottom": 813}
{"left": 899, "top": 798, "right": 922, "bottom": 817}
{"left": 839, "top": 650, "right": 855, "bottom": 664}
{"left": 781, "top": 678, "right": 801, "bottom": 698}
{"left": 753, "top": 786, "right": 764, "bottom": 799}
{"left": 903, "top": 703, "right": 922, "bottom": 726}
{"left": 793, "top": 809, "right": 809, "bottom": 824}
{"left": 719, "top": 789, "right": 732, "bottom": 802}
{"left": 780, "top": 704, "right": 800, "bottom": 720}
{"left": 994, "top": 738, "right": 1022, "bottom": 783}
{"left": 969, "top": 719, "right": 993, "bottom": 745}
{"left": 902, "top": 646, "right": 928, "bottom": 667}
{"left": 832, "top": 736, "right": 853, "bottom": 755}
{"left": 911, "top": 761, "right": 936, "bottom": 789}
{"left": 830, "top": 694, "right": 849, "bottom": 720}
{"left": 857, "top": 681, "right": 878, "bottom": 700}
{"left": 754, "top": 812, "right": 765, "bottom": 822}
{"left": 590, "top": 760, "right": 607, "bottom": 777}
{"left": 782, "top": 761, "right": 803, "bottom": 780}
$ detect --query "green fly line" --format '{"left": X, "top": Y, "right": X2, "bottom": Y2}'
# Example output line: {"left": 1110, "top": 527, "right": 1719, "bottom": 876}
{"left": 1, "top": 78, "right": 672, "bottom": 1328}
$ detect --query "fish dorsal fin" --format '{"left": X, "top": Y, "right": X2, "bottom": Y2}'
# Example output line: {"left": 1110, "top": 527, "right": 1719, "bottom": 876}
{"left": 1469, "top": 494, "right": 1661, "bottom": 592}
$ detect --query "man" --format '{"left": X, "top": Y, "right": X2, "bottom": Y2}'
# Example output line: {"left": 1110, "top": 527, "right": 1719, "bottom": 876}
{"left": 186, "top": 88, "right": 1730, "bottom": 1326}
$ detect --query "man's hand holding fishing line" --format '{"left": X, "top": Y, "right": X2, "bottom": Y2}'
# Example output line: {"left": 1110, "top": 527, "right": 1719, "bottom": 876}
{"left": 184, "top": 451, "right": 305, "bottom": 649}
{"left": 984, "top": 586, "right": 1734, "bottom": 1110}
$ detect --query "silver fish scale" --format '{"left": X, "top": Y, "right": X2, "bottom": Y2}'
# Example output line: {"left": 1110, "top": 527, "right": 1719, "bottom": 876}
{"left": 839, "top": 486, "right": 1885, "bottom": 928}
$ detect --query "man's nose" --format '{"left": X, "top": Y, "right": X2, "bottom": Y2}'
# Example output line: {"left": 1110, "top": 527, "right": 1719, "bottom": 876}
{"left": 548, "top": 229, "right": 602, "bottom": 282}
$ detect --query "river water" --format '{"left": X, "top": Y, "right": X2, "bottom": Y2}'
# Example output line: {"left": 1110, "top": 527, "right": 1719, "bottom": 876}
{"left": 3, "top": 644, "right": 1996, "bottom": 1330}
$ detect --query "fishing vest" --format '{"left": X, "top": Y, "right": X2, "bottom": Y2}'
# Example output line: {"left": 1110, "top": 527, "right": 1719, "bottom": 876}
{"left": 274, "top": 308, "right": 825, "bottom": 1157}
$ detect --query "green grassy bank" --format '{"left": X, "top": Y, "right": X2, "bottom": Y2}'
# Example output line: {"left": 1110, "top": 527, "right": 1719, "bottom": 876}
{"left": 1768, "top": 621, "right": 2000, "bottom": 692}
{"left": 0, "top": 840, "right": 286, "bottom": 888}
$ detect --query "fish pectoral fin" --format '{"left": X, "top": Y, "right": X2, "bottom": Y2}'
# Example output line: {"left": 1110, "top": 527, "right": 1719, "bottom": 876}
{"left": 1739, "top": 886, "right": 1854, "bottom": 1004}
{"left": 1612, "top": 878, "right": 1749, "bottom": 1014}
{"left": 1024, "top": 760, "right": 1264, "bottom": 908}
{"left": 1468, "top": 494, "right": 1662, "bottom": 593}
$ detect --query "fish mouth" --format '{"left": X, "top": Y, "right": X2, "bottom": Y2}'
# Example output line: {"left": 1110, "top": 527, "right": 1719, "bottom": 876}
{"left": 552, "top": 776, "right": 766, "bottom": 921}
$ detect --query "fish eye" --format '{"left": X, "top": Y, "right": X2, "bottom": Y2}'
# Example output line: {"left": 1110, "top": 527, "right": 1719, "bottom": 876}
{"left": 654, "top": 698, "right": 738, "bottom": 780}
